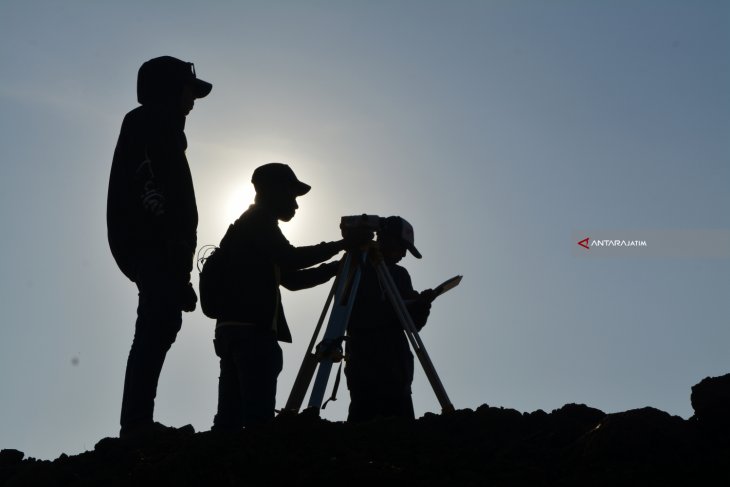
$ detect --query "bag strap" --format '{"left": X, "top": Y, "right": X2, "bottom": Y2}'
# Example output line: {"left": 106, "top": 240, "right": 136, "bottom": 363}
{"left": 196, "top": 245, "right": 218, "bottom": 272}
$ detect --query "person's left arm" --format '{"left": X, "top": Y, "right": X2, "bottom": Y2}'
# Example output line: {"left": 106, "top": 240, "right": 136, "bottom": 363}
{"left": 280, "top": 261, "right": 340, "bottom": 291}
{"left": 393, "top": 267, "right": 432, "bottom": 330}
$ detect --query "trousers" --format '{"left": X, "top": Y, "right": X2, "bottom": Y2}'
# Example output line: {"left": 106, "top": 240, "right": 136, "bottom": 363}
{"left": 212, "top": 326, "right": 283, "bottom": 430}
{"left": 345, "top": 328, "right": 416, "bottom": 422}
{"left": 120, "top": 260, "right": 183, "bottom": 431}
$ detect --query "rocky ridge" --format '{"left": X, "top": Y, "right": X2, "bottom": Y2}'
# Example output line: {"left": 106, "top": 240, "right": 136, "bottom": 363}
{"left": 1, "top": 374, "right": 728, "bottom": 486}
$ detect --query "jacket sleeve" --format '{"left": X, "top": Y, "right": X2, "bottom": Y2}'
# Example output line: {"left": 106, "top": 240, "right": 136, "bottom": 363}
{"left": 280, "top": 261, "right": 339, "bottom": 291}
{"left": 136, "top": 151, "right": 169, "bottom": 219}
{"left": 394, "top": 266, "right": 430, "bottom": 330}
{"left": 116, "top": 111, "right": 168, "bottom": 221}
{"left": 255, "top": 223, "right": 344, "bottom": 270}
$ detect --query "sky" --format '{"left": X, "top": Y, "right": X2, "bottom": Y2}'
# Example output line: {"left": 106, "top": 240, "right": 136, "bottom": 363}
{"left": 1, "top": 0, "right": 728, "bottom": 460}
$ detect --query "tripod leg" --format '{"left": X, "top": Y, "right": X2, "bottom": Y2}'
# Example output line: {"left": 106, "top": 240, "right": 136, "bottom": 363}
{"left": 373, "top": 262, "right": 455, "bottom": 413}
{"left": 283, "top": 256, "right": 343, "bottom": 413}
{"left": 307, "top": 252, "right": 365, "bottom": 410}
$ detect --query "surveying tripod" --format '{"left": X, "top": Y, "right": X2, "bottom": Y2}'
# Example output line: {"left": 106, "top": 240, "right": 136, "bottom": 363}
{"left": 283, "top": 242, "right": 455, "bottom": 415}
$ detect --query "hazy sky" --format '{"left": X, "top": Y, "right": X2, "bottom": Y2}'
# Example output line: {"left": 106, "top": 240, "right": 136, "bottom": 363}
{"left": 1, "top": 1, "right": 728, "bottom": 460}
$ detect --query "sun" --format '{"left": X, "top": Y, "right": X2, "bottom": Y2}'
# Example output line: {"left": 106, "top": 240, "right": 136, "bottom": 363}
{"left": 225, "top": 183, "right": 255, "bottom": 224}
{"left": 221, "top": 184, "right": 311, "bottom": 243}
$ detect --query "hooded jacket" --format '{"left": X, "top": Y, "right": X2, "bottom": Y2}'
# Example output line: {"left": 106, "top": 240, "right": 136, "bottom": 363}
{"left": 107, "top": 98, "right": 198, "bottom": 283}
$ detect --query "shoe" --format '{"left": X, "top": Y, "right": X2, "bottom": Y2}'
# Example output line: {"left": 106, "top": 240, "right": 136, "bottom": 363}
{"left": 120, "top": 421, "right": 195, "bottom": 440}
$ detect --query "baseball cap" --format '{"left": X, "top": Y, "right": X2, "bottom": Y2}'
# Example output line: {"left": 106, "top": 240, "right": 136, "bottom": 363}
{"left": 251, "top": 163, "right": 311, "bottom": 196}
{"left": 137, "top": 56, "right": 213, "bottom": 105}
{"left": 381, "top": 216, "right": 422, "bottom": 259}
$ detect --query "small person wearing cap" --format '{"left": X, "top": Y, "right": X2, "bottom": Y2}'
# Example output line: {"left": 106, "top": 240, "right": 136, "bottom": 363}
{"left": 107, "top": 56, "right": 212, "bottom": 438}
{"left": 344, "top": 216, "right": 435, "bottom": 422}
{"left": 209, "top": 163, "right": 371, "bottom": 430}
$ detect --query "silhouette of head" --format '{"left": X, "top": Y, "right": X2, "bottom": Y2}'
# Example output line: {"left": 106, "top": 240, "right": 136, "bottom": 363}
{"left": 252, "top": 163, "right": 311, "bottom": 222}
{"left": 378, "top": 216, "right": 422, "bottom": 263}
{"left": 137, "top": 56, "right": 212, "bottom": 115}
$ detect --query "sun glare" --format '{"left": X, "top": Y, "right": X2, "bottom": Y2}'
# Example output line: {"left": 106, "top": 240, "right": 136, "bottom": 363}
{"left": 222, "top": 184, "right": 310, "bottom": 244}
{"left": 225, "top": 184, "right": 255, "bottom": 224}
{"left": 212, "top": 148, "right": 327, "bottom": 244}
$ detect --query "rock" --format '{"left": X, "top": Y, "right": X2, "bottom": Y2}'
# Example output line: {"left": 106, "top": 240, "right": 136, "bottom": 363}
{"left": 0, "top": 450, "right": 26, "bottom": 487}
{"left": 0, "top": 449, "right": 24, "bottom": 466}
{"left": 691, "top": 373, "right": 730, "bottom": 430}
{"left": 2, "top": 384, "right": 729, "bottom": 485}
{"left": 577, "top": 407, "right": 695, "bottom": 464}
{"left": 550, "top": 403, "right": 605, "bottom": 433}
{"left": 550, "top": 403, "right": 605, "bottom": 425}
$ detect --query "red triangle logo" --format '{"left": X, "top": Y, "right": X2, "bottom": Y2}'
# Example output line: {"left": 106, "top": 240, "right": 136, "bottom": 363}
{"left": 578, "top": 237, "right": 590, "bottom": 250}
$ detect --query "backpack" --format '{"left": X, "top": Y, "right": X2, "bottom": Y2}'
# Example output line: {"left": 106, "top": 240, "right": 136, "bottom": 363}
{"left": 197, "top": 244, "right": 229, "bottom": 319}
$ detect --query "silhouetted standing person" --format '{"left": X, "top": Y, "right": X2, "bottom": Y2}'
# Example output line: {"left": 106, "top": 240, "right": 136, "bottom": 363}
{"left": 345, "top": 217, "right": 433, "bottom": 422}
{"left": 209, "top": 163, "right": 369, "bottom": 430}
{"left": 107, "top": 56, "right": 212, "bottom": 437}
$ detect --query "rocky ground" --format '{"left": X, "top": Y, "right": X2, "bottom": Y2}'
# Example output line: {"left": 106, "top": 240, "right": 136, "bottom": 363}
{"left": 2, "top": 374, "right": 729, "bottom": 486}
